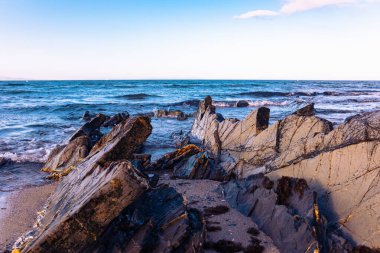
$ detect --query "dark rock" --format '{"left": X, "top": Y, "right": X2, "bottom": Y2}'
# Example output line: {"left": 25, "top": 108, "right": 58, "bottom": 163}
{"left": 0, "top": 157, "right": 8, "bottom": 167}
{"left": 154, "top": 109, "right": 188, "bottom": 121}
{"left": 145, "top": 144, "right": 202, "bottom": 171}
{"left": 69, "top": 113, "right": 107, "bottom": 142}
{"left": 82, "top": 111, "right": 92, "bottom": 121}
{"left": 84, "top": 185, "right": 206, "bottom": 253}
{"left": 103, "top": 112, "right": 129, "bottom": 127}
{"left": 203, "top": 240, "right": 243, "bottom": 253}
{"left": 147, "top": 173, "right": 159, "bottom": 187}
{"left": 132, "top": 153, "right": 151, "bottom": 167}
{"left": 89, "top": 117, "right": 152, "bottom": 166}
{"left": 171, "top": 130, "right": 191, "bottom": 148}
{"left": 293, "top": 103, "right": 315, "bottom": 116}
{"left": 236, "top": 100, "right": 249, "bottom": 107}
{"left": 21, "top": 117, "right": 153, "bottom": 252}
{"left": 42, "top": 136, "right": 92, "bottom": 180}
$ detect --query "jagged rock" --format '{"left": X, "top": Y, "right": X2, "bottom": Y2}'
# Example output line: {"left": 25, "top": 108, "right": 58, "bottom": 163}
{"left": 171, "top": 130, "right": 191, "bottom": 148}
{"left": 42, "top": 136, "right": 91, "bottom": 179}
{"left": 173, "top": 151, "right": 225, "bottom": 180}
{"left": 293, "top": 103, "right": 315, "bottom": 116}
{"left": 69, "top": 114, "right": 106, "bottom": 142}
{"left": 0, "top": 157, "right": 8, "bottom": 167}
{"left": 21, "top": 117, "right": 153, "bottom": 252}
{"left": 236, "top": 100, "right": 249, "bottom": 107}
{"left": 84, "top": 185, "right": 206, "bottom": 253}
{"left": 42, "top": 114, "right": 109, "bottom": 179}
{"left": 23, "top": 161, "right": 149, "bottom": 253}
{"left": 82, "top": 111, "right": 92, "bottom": 121}
{"left": 191, "top": 98, "right": 333, "bottom": 177}
{"left": 153, "top": 109, "right": 189, "bottom": 121}
{"left": 268, "top": 140, "right": 380, "bottom": 248}
{"left": 132, "top": 153, "right": 151, "bottom": 167}
{"left": 89, "top": 117, "right": 152, "bottom": 166}
{"left": 221, "top": 175, "right": 350, "bottom": 253}
{"left": 103, "top": 112, "right": 129, "bottom": 127}
{"left": 145, "top": 144, "right": 202, "bottom": 171}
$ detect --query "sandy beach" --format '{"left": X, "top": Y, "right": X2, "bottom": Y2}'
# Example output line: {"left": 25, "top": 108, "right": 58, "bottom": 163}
{"left": 0, "top": 183, "right": 57, "bottom": 250}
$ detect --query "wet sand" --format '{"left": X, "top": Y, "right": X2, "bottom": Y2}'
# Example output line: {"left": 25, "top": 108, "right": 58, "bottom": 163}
{"left": 0, "top": 183, "right": 57, "bottom": 250}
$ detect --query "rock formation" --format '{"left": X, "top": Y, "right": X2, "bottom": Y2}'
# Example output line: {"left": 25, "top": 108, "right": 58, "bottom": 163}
{"left": 20, "top": 117, "right": 153, "bottom": 252}
{"left": 191, "top": 96, "right": 380, "bottom": 249}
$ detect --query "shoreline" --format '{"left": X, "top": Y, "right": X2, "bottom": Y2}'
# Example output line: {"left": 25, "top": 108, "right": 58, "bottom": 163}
{"left": 0, "top": 183, "right": 57, "bottom": 250}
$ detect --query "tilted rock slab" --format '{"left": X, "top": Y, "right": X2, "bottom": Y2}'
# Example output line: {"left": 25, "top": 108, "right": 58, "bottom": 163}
{"left": 85, "top": 185, "right": 205, "bottom": 253}
{"left": 42, "top": 114, "right": 107, "bottom": 178}
{"left": 221, "top": 175, "right": 351, "bottom": 253}
{"left": 22, "top": 117, "right": 152, "bottom": 252}
{"left": 268, "top": 141, "right": 380, "bottom": 248}
{"left": 191, "top": 97, "right": 332, "bottom": 177}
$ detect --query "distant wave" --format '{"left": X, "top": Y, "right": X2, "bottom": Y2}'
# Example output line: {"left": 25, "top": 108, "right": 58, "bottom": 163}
{"left": 116, "top": 93, "right": 161, "bottom": 100}
{"left": 3, "top": 90, "right": 34, "bottom": 95}
{"left": 234, "top": 90, "right": 376, "bottom": 98}
{"left": 213, "top": 100, "right": 290, "bottom": 108}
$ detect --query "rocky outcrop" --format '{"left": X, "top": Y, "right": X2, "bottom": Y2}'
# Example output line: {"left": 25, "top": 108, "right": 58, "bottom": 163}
{"left": 221, "top": 175, "right": 351, "bottom": 253}
{"left": 23, "top": 161, "right": 149, "bottom": 253}
{"left": 268, "top": 141, "right": 380, "bottom": 248}
{"left": 20, "top": 117, "right": 153, "bottom": 252}
{"left": 191, "top": 97, "right": 332, "bottom": 177}
{"left": 42, "top": 114, "right": 107, "bottom": 179}
{"left": 154, "top": 109, "right": 188, "bottom": 121}
{"left": 192, "top": 96, "right": 380, "bottom": 248}
{"left": 85, "top": 185, "right": 206, "bottom": 253}
{"left": 69, "top": 114, "right": 106, "bottom": 143}
{"left": 145, "top": 144, "right": 226, "bottom": 180}
{"left": 102, "top": 112, "right": 129, "bottom": 127}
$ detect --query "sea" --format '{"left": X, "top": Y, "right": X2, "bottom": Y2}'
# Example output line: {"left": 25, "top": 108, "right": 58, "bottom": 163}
{"left": 1, "top": 80, "right": 380, "bottom": 191}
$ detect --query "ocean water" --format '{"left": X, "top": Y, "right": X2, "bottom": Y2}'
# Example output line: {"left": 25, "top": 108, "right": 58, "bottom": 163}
{"left": 1, "top": 80, "right": 380, "bottom": 190}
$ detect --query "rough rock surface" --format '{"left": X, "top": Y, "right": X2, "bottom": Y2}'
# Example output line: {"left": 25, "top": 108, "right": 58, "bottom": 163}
{"left": 23, "top": 161, "right": 149, "bottom": 253}
{"left": 85, "top": 185, "right": 206, "bottom": 253}
{"left": 21, "top": 117, "right": 153, "bottom": 252}
{"left": 154, "top": 109, "right": 188, "bottom": 121}
{"left": 42, "top": 114, "right": 108, "bottom": 178}
{"left": 162, "top": 179, "right": 279, "bottom": 253}
{"left": 268, "top": 141, "right": 380, "bottom": 248}
{"left": 221, "top": 175, "right": 354, "bottom": 253}
{"left": 103, "top": 112, "right": 129, "bottom": 127}
{"left": 191, "top": 97, "right": 332, "bottom": 177}
{"left": 145, "top": 144, "right": 227, "bottom": 180}
{"left": 69, "top": 114, "right": 106, "bottom": 143}
{"left": 192, "top": 96, "right": 380, "bottom": 249}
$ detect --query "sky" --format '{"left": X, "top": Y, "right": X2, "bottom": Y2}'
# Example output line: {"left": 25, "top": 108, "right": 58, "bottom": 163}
{"left": 0, "top": 0, "right": 380, "bottom": 80}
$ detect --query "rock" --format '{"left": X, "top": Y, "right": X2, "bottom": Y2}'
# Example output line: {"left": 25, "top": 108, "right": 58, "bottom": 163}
{"left": 132, "top": 153, "right": 151, "bottom": 167}
{"left": 171, "top": 130, "right": 191, "bottom": 148}
{"left": 42, "top": 136, "right": 92, "bottom": 179}
{"left": 267, "top": 140, "right": 380, "bottom": 248}
{"left": 236, "top": 100, "right": 249, "bottom": 107}
{"left": 173, "top": 151, "right": 222, "bottom": 180}
{"left": 84, "top": 185, "right": 206, "bottom": 253}
{"left": 293, "top": 103, "right": 315, "bottom": 116}
{"left": 82, "top": 111, "right": 92, "bottom": 121}
{"left": 0, "top": 157, "right": 8, "bottom": 167}
{"left": 89, "top": 116, "right": 152, "bottom": 166}
{"left": 21, "top": 117, "right": 153, "bottom": 252}
{"left": 145, "top": 144, "right": 202, "bottom": 171}
{"left": 154, "top": 109, "right": 188, "bottom": 121}
{"left": 69, "top": 114, "right": 107, "bottom": 143}
{"left": 103, "top": 112, "right": 129, "bottom": 127}
{"left": 191, "top": 96, "right": 333, "bottom": 177}
{"left": 23, "top": 161, "right": 149, "bottom": 253}
{"left": 221, "top": 175, "right": 350, "bottom": 253}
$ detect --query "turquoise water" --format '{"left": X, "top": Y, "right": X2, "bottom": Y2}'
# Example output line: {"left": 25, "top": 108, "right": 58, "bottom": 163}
{"left": 1, "top": 80, "right": 380, "bottom": 164}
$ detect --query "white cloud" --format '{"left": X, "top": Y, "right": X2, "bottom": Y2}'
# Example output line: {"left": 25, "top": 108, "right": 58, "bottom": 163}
{"left": 234, "top": 0, "right": 375, "bottom": 19}
{"left": 234, "top": 10, "right": 279, "bottom": 19}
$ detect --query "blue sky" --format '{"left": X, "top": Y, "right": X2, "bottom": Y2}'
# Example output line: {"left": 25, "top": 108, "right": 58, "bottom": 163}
{"left": 0, "top": 0, "right": 379, "bottom": 80}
